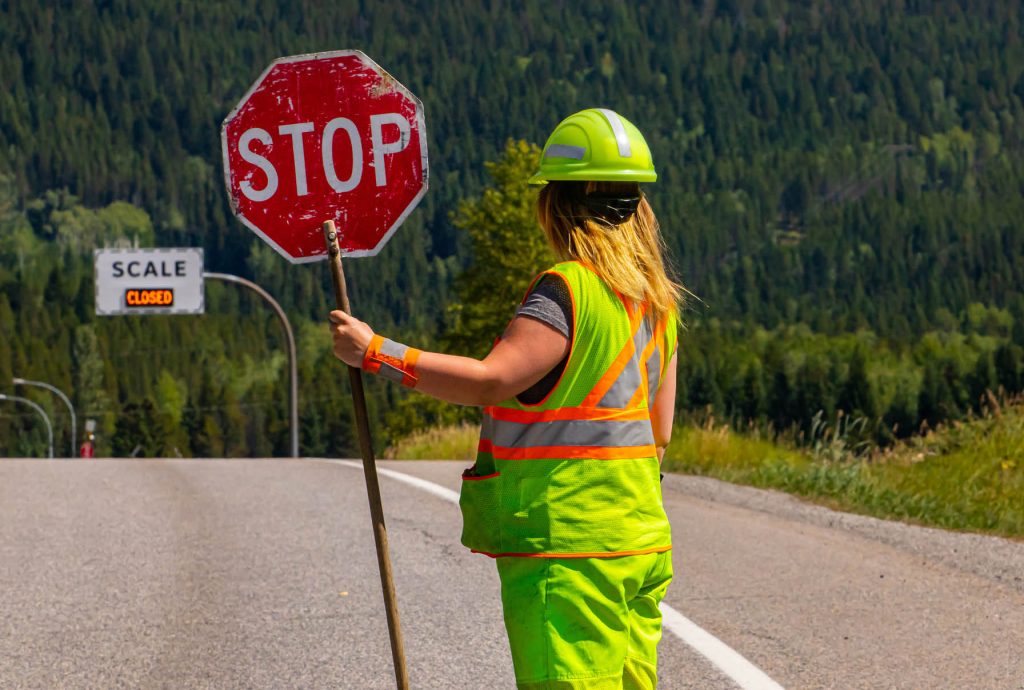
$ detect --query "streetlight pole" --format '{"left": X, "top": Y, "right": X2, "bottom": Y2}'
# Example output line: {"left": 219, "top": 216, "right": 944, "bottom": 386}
{"left": 203, "top": 272, "right": 299, "bottom": 458}
{"left": 12, "top": 378, "right": 76, "bottom": 458}
{"left": 0, "top": 393, "right": 54, "bottom": 458}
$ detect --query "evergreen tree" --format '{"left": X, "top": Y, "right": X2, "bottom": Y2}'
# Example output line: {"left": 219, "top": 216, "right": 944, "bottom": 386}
{"left": 112, "top": 400, "right": 160, "bottom": 457}
{"left": 838, "top": 347, "right": 877, "bottom": 420}
{"left": 995, "top": 344, "right": 1022, "bottom": 394}
{"left": 444, "top": 140, "right": 551, "bottom": 357}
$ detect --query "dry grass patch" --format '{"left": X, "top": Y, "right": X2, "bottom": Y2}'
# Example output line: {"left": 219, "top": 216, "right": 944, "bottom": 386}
{"left": 383, "top": 423, "right": 478, "bottom": 460}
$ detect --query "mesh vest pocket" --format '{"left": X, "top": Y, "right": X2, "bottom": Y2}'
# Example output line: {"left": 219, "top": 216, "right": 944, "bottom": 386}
{"left": 459, "top": 470, "right": 502, "bottom": 554}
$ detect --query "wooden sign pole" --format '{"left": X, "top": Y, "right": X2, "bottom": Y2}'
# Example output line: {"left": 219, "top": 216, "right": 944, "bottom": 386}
{"left": 323, "top": 220, "right": 410, "bottom": 690}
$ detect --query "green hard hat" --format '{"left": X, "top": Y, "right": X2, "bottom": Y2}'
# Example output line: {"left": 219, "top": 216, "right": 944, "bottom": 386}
{"left": 529, "top": 108, "right": 656, "bottom": 185}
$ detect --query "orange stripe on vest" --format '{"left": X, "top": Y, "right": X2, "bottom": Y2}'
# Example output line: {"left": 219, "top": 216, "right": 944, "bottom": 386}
{"left": 485, "top": 405, "right": 651, "bottom": 424}
{"left": 471, "top": 544, "right": 673, "bottom": 559}
{"left": 488, "top": 443, "right": 657, "bottom": 461}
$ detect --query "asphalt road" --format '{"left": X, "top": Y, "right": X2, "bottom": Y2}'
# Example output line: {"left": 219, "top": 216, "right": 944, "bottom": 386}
{"left": 1, "top": 459, "right": 1022, "bottom": 689}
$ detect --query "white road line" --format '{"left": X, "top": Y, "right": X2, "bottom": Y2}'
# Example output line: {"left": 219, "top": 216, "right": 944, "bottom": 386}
{"left": 659, "top": 605, "right": 785, "bottom": 690}
{"left": 329, "top": 459, "right": 785, "bottom": 690}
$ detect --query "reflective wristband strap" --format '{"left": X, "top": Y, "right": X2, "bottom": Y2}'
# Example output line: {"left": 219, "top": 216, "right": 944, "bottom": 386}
{"left": 362, "top": 335, "right": 421, "bottom": 388}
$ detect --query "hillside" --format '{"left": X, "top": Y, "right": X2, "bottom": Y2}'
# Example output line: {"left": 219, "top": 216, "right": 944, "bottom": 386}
{"left": 1, "top": 1, "right": 1023, "bottom": 455}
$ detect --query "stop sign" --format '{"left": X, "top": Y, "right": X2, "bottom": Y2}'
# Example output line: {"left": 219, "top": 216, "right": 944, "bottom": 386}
{"left": 221, "top": 50, "right": 428, "bottom": 262}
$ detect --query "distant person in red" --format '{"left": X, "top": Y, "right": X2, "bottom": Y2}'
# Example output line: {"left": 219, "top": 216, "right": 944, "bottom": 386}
{"left": 79, "top": 433, "right": 95, "bottom": 458}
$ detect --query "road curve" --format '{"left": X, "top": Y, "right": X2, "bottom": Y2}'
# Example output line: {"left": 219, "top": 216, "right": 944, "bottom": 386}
{"left": 1, "top": 459, "right": 1022, "bottom": 689}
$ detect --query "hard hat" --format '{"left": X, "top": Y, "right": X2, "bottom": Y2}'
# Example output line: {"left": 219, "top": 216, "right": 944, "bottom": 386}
{"left": 529, "top": 108, "right": 656, "bottom": 185}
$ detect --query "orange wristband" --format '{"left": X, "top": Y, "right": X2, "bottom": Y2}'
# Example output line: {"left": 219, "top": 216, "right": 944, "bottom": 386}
{"left": 362, "top": 335, "right": 421, "bottom": 388}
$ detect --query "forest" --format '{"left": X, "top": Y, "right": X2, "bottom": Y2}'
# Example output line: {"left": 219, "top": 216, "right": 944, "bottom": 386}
{"left": 1, "top": 0, "right": 1022, "bottom": 456}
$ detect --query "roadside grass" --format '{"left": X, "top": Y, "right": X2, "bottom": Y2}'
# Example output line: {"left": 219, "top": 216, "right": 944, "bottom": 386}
{"left": 663, "top": 404, "right": 1024, "bottom": 538}
{"left": 383, "top": 423, "right": 478, "bottom": 460}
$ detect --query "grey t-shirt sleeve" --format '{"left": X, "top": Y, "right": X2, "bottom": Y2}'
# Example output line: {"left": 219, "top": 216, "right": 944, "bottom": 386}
{"left": 516, "top": 274, "right": 571, "bottom": 337}
{"left": 514, "top": 273, "right": 574, "bottom": 406}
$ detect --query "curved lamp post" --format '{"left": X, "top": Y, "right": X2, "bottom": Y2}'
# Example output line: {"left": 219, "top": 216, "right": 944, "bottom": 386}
{"left": 0, "top": 393, "right": 54, "bottom": 458}
{"left": 203, "top": 272, "right": 299, "bottom": 458}
{"left": 12, "top": 378, "right": 76, "bottom": 457}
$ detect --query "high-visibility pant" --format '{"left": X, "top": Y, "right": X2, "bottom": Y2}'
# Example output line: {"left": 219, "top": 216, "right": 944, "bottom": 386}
{"left": 496, "top": 550, "right": 673, "bottom": 690}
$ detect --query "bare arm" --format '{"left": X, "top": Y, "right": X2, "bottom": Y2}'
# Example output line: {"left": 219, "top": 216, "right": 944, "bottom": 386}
{"left": 650, "top": 351, "right": 678, "bottom": 464}
{"left": 329, "top": 310, "right": 569, "bottom": 407}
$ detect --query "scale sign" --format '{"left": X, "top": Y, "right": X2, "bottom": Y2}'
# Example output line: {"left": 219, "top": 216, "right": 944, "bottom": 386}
{"left": 94, "top": 248, "right": 205, "bottom": 315}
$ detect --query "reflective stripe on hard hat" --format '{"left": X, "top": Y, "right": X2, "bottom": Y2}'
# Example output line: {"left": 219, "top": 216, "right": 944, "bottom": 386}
{"left": 545, "top": 144, "right": 586, "bottom": 160}
{"left": 596, "top": 108, "right": 632, "bottom": 158}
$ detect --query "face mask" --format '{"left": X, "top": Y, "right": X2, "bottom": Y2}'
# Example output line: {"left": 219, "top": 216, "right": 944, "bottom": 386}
{"left": 565, "top": 184, "right": 642, "bottom": 225}
{"left": 577, "top": 192, "right": 641, "bottom": 224}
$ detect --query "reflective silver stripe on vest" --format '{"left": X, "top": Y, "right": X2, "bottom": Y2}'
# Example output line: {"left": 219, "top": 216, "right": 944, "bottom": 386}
{"left": 478, "top": 414, "right": 495, "bottom": 447}
{"left": 597, "top": 317, "right": 654, "bottom": 408}
{"left": 646, "top": 346, "right": 662, "bottom": 408}
{"left": 487, "top": 416, "right": 655, "bottom": 450}
{"left": 545, "top": 144, "right": 586, "bottom": 160}
{"left": 597, "top": 109, "right": 632, "bottom": 158}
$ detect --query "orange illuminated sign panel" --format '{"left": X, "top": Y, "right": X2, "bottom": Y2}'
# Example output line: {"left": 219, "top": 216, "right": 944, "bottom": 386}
{"left": 124, "top": 288, "right": 175, "bottom": 308}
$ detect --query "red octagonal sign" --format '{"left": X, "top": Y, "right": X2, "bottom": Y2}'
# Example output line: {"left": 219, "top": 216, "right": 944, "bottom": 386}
{"left": 222, "top": 51, "right": 428, "bottom": 262}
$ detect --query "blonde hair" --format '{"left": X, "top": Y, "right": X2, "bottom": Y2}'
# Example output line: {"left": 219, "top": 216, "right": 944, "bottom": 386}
{"left": 536, "top": 181, "right": 684, "bottom": 324}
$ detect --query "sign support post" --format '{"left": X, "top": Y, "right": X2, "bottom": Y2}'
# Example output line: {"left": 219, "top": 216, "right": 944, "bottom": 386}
{"left": 202, "top": 272, "right": 299, "bottom": 458}
{"left": 323, "top": 220, "right": 409, "bottom": 690}
{"left": 12, "top": 378, "right": 76, "bottom": 458}
{"left": 0, "top": 394, "right": 54, "bottom": 458}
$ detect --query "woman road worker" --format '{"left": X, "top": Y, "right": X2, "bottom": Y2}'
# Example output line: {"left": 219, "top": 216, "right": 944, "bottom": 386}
{"left": 330, "top": 108, "right": 682, "bottom": 689}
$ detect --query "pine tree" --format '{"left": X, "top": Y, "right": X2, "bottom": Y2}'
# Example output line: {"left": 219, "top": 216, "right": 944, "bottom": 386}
{"left": 444, "top": 140, "right": 551, "bottom": 357}
{"left": 838, "top": 347, "right": 877, "bottom": 420}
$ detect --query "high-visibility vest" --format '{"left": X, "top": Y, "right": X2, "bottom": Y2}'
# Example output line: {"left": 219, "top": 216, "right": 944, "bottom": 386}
{"left": 459, "top": 260, "right": 678, "bottom": 558}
